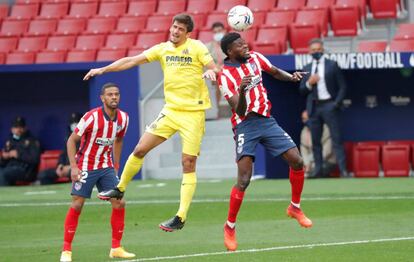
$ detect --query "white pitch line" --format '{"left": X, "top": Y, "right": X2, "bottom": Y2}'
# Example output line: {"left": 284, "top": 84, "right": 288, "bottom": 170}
{"left": 23, "top": 190, "right": 56, "bottom": 195}
{"left": 117, "top": 236, "right": 414, "bottom": 262}
{"left": 0, "top": 195, "right": 413, "bottom": 207}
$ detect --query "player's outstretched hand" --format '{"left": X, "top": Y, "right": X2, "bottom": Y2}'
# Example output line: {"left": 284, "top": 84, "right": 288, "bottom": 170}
{"left": 240, "top": 75, "right": 253, "bottom": 92}
{"left": 83, "top": 68, "right": 104, "bottom": 81}
{"left": 291, "top": 71, "right": 308, "bottom": 82}
{"left": 202, "top": 69, "right": 216, "bottom": 81}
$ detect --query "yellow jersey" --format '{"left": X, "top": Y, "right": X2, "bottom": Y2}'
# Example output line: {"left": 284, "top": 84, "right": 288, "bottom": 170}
{"left": 143, "top": 38, "right": 213, "bottom": 111}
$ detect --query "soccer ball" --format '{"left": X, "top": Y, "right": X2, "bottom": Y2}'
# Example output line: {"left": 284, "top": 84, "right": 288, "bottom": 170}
{"left": 227, "top": 5, "right": 254, "bottom": 32}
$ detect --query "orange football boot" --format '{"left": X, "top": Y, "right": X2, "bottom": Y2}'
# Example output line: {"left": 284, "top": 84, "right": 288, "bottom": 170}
{"left": 223, "top": 223, "right": 237, "bottom": 251}
{"left": 286, "top": 204, "right": 313, "bottom": 228}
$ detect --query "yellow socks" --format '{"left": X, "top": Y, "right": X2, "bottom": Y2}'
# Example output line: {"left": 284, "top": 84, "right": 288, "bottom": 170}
{"left": 117, "top": 154, "right": 144, "bottom": 192}
{"left": 176, "top": 172, "right": 197, "bottom": 221}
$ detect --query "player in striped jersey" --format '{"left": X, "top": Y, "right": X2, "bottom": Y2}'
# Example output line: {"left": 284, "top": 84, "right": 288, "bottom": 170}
{"left": 217, "top": 33, "right": 312, "bottom": 251}
{"left": 60, "top": 83, "right": 134, "bottom": 262}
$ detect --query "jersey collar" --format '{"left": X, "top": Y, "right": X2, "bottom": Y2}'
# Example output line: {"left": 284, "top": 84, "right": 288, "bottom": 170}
{"left": 101, "top": 107, "right": 118, "bottom": 122}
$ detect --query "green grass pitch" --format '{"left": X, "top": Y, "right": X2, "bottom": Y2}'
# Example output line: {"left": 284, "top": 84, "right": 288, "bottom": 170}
{"left": 0, "top": 178, "right": 413, "bottom": 261}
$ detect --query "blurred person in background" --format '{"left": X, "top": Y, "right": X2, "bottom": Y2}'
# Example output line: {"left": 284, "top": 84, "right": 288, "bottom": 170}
{"left": 0, "top": 116, "right": 41, "bottom": 186}
{"left": 37, "top": 112, "right": 82, "bottom": 185}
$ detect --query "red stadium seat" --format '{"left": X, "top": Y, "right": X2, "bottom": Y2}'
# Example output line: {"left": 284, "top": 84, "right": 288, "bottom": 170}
{"left": 156, "top": 0, "right": 186, "bottom": 16}
{"left": 17, "top": 36, "right": 47, "bottom": 52}
{"left": 0, "top": 37, "right": 18, "bottom": 53}
{"left": 389, "top": 39, "right": 414, "bottom": 52}
{"left": 393, "top": 23, "right": 414, "bottom": 40}
{"left": 36, "top": 50, "right": 66, "bottom": 63}
{"left": 0, "top": 19, "right": 30, "bottom": 37}
{"left": 67, "top": 2, "right": 98, "bottom": 18}
{"left": 255, "top": 26, "right": 288, "bottom": 52}
{"left": 353, "top": 144, "right": 380, "bottom": 177}
{"left": 15, "top": 0, "right": 41, "bottom": 3}
{"left": 306, "top": 0, "right": 335, "bottom": 9}
{"left": 128, "top": 47, "right": 145, "bottom": 56}
{"left": 26, "top": 19, "right": 57, "bottom": 36}
{"left": 135, "top": 32, "right": 167, "bottom": 49}
{"left": 357, "top": 141, "right": 385, "bottom": 147}
{"left": 330, "top": 6, "right": 359, "bottom": 36}
{"left": 204, "top": 13, "right": 227, "bottom": 30}
{"left": 187, "top": 0, "right": 217, "bottom": 14}
{"left": 38, "top": 150, "right": 62, "bottom": 172}
{"left": 370, "top": 0, "right": 398, "bottom": 19}
{"left": 127, "top": 1, "right": 157, "bottom": 17}
{"left": 248, "top": 0, "right": 277, "bottom": 12}
{"left": 0, "top": 52, "right": 5, "bottom": 64}
{"left": 289, "top": 24, "right": 320, "bottom": 54}
{"left": 66, "top": 49, "right": 96, "bottom": 62}
{"left": 336, "top": 0, "right": 367, "bottom": 18}
{"left": 382, "top": 145, "right": 410, "bottom": 177}
{"left": 0, "top": 4, "right": 9, "bottom": 20}
{"left": 215, "top": 0, "right": 247, "bottom": 13}
{"left": 251, "top": 11, "right": 266, "bottom": 28}
{"left": 9, "top": 4, "right": 39, "bottom": 20}
{"left": 96, "top": 48, "right": 126, "bottom": 61}
{"left": 239, "top": 27, "right": 257, "bottom": 47}
{"left": 295, "top": 9, "right": 328, "bottom": 36}
{"left": 263, "top": 10, "right": 296, "bottom": 27}
{"left": 75, "top": 34, "right": 106, "bottom": 50}
{"left": 145, "top": 15, "right": 173, "bottom": 32}
{"left": 96, "top": 1, "right": 127, "bottom": 18}
{"left": 46, "top": 35, "right": 76, "bottom": 51}
{"left": 38, "top": 2, "right": 69, "bottom": 19}
{"left": 105, "top": 33, "right": 136, "bottom": 49}
{"left": 114, "top": 16, "right": 146, "bottom": 34}
{"left": 387, "top": 140, "right": 414, "bottom": 145}
{"left": 251, "top": 42, "right": 281, "bottom": 55}
{"left": 357, "top": 41, "right": 387, "bottom": 52}
{"left": 55, "top": 18, "right": 86, "bottom": 35}
{"left": 344, "top": 141, "right": 354, "bottom": 173}
{"left": 6, "top": 51, "right": 35, "bottom": 64}
{"left": 191, "top": 13, "right": 207, "bottom": 31}
{"left": 276, "top": 0, "right": 306, "bottom": 10}
{"left": 197, "top": 29, "right": 213, "bottom": 43}
{"left": 84, "top": 17, "right": 117, "bottom": 34}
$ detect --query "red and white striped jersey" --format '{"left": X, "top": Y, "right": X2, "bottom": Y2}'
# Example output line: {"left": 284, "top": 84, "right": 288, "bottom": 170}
{"left": 218, "top": 51, "right": 273, "bottom": 128}
{"left": 74, "top": 107, "right": 129, "bottom": 171}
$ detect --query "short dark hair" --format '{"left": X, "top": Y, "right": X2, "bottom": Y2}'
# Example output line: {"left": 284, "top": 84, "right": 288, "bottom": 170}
{"left": 101, "top": 82, "right": 119, "bottom": 95}
{"left": 211, "top": 22, "right": 225, "bottom": 30}
{"left": 220, "top": 32, "right": 241, "bottom": 56}
{"left": 172, "top": 13, "right": 194, "bottom": 32}
{"left": 309, "top": 38, "right": 324, "bottom": 46}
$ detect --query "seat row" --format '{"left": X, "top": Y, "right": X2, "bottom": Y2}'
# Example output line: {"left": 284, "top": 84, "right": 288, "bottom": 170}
{"left": 346, "top": 141, "right": 414, "bottom": 178}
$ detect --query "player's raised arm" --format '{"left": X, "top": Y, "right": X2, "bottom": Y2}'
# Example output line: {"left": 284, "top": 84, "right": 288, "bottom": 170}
{"left": 267, "top": 66, "right": 307, "bottom": 82}
{"left": 202, "top": 60, "right": 218, "bottom": 81}
{"left": 83, "top": 53, "right": 150, "bottom": 81}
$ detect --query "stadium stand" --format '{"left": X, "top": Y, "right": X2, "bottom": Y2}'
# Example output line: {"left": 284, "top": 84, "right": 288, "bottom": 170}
{"left": 255, "top": 26, "right": 288, "bottom": 52}
{"left": 0, "top": 4, "right": 8, "bottom": 20}
{"left": 263, "top": 10, "right": 296, "bottom": 27}
{"left": 9, "top": 4, "right": 39, "bottom": 20}
{"left": 46, "top": 35, "right": 76, "bottom": 51}
{"left": 0, "top": 37, "right": 18, "bottom": 53}
{"left": 96, "top": 48, "right": 126, "bottom": 62}
{"left": 144, "top": 15, "right": 173, "bottom": 32}
{"left": 156, "top": 0, "right": 186, "bottom": 16}
{"left": 248, "top": 0, "right": 276, "bottom": 12}
{"left": 370, "top": 0, "right": 398, "bottom": 19}
{"left": 353, "top": 143, "right": 381, "bottom": 177}
{"left": 6, "top": 51, "right": 35, "bottom": 64}
{"left": 17, "top": 36, "right": 47, "bottom": 52}
{"left": 330, "top": 5, "right": 360, "bottom": 36}
{"left": 67, "top": 2, "right": 98, "bottom": 19}
{"left": 393, "top": 23, "right": 414, "bottom": 39}
{"left": 66, "top": 49, "right": 96, "bottom": 62}
{"left": 0, "top": 19, "right": 30, "bottom": 37}
{"left": 275, "top": 0, "right": 306, "bottom": 10}
{"left": 215, "top": 0, "right": 247, "bottom": 13}
{"left": 357, "top": 40, "right": 388, "bottom": 52}
{"left": 289, "top": 24, "right": 321, "bottom": 53}
{"left": 135, "top": 32, "right": 167, "bottom": 49}
{"left": 26, "top": 19, "right": 57, "bottom": 36}
{"left": 84, "top": 17, "right": 117, "bottom": 35}
{"left": 38, "top": 2, "right": 69, "bottom": 19}
{"left": 96, "top": 1, "right": 127, "bottom": 18}
{"left": 35, "top": 50, "right": 66, "bottom": 63}
{"left": 75, "top": 34, "right": 106, "bottom": 50}
{"left": 187, "top": 0, "right": 217, "bottom": 14}
{"left": 105, "top": 33, "right": 136, "bottom": 50}
{"left": 126, "top": 1, "right": 157, "bottom": 17}
{"left": 382, "top": 144, "right": 410, "bottom": 177}
{"left": 389, "top": 39, "right": 414, "bottom": 52}
{"left": 55, "top": 18, "right": 86, "bottom": 35}
{"left": 114, "top": 16, "right": 146, "bottom": 34}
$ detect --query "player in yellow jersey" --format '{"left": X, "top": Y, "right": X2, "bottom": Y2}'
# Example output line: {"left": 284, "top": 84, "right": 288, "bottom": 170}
{"left": 83, "top": 14, "right": 217, "bottom": 231}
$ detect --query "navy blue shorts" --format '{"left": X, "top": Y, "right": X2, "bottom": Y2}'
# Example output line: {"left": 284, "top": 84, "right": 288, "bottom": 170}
{"left": 71, "top": 168, "right": 119, "bottom": 198}
{"left": 234, "top": 115, "right": 297, "bottom": 161}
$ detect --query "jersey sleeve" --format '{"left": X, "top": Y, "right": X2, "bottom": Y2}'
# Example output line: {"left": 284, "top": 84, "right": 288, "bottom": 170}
{"left": 74, "top": 112, "right": 94, "bottom": 137}
{"left": 117, "top": 112, "right": 129, "bottom": 138}
{"left": 218, "top": 72, "right": 237, "bottom": 100}
{"left": 196, "top": 40, "right": 214, "bottom": 66}
{"left": 143, "top": 43, "right": 163, "bottom": 62}
{"left": 254, "top": 51, "right": 272, "bottom": 72}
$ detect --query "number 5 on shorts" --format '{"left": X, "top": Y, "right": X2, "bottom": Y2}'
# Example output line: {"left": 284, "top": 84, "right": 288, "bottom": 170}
{"left": 237, "top": 134, "right": 244, "bottom": 154}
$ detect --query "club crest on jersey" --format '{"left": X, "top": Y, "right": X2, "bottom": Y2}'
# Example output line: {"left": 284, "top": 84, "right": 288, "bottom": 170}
{"left": 182, "top": 48, "right": 189, "bottom": 55}
{"left": 74, "top": 182, "right": 82, "bottom": 191}
{"left": 116, "top": 124, "right": 122, "bottom": 132}
{"left": 95, "top": 137, "right": 114, "bottom": 146}
{"left": 249, "top": 61, "right": 258, "bottom": 72}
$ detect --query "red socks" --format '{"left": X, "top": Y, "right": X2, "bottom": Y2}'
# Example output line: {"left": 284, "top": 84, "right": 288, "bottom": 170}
{"left": 227, "top": 186, "right": 245, "bottom": 223}
{"left": 289, "top": 167, "right": 305, "bottom": 205}
{"left": 63, "top": 207, "right": 81, "bottom": 251}
{"left": 111, "top": 208, "right": 125, "bottom": 248}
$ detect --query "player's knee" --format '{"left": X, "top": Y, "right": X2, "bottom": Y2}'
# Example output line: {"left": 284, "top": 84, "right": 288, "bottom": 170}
{"left": 133, "top": 146, "right": 147, "bottom": 158}
{"left": 182, "top": 156, "right": 196, "bottom": 172}
{"left": 290, "top": 156, "right": 304, "bottom": 170}
{"left": 238, "top": 171, "right": 252, "bottom": 191}
{"left": 71, "top": 200, "right": 84, "bottom": 212}
{"left": 112, "top": 199, "right": 125, "bottom": 209}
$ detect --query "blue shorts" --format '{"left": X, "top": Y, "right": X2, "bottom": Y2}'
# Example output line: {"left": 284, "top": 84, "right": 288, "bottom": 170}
{"left": 71, "top": 168, "right": 119, "bottom": 198}
{"left": 234, "top": 115, "right": 296, "bottom": 161}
